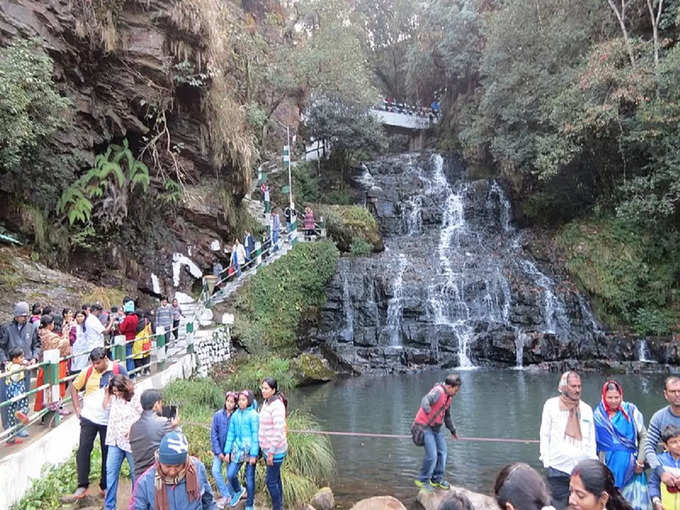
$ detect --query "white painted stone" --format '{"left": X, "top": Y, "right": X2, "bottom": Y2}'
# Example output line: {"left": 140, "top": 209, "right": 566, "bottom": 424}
{"left": 174, "top": 292, "right": 194, "bottom": 304}
{"left": 222, "top": 313, "right": 234, "bottom": 325}
{"left": 210, "top": 240, "right": 221, "bottom": 251}
{"left": 172, "top": 253, "right": 203, "bottom": 287}
{"left": 151, "top": 273, "right": 161, "bottom": 295}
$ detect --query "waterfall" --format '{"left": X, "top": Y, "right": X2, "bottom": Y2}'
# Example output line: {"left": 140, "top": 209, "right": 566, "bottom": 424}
{"left": 386, "top": 254, "right": 407, "bottom": 346}
{"left": 490, "top": 181, "right": 512, "bottom": 234}
{"left": 427, "top": 154, "right": 475, "bottom": 367}
{"left": 515, "top": 330, "right": 529, "bottom": 368}
{"left": 638, "top": 339, "right": 654, "bottom": 363}
{"left": 520, "top": 259, "right": 570, "bottom": 334}
{"left": 341, "top": 268, "right": 354, "bottom": 342}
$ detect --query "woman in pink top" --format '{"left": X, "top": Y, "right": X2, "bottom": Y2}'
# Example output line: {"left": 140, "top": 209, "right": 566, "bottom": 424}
{"left": 103, "top": 375, "right": 142, "bottom": 510}
{"left": 259, "top": 377, "right": 288, "bottom": 510}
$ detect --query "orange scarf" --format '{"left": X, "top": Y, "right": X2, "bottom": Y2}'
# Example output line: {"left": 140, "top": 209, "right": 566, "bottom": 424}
{"left": 559, "top": 392, "right": 582, "bottom": 441}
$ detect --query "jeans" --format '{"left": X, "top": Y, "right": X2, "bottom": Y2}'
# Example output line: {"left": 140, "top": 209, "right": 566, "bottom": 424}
{"left": 547, "top": 467, "right": 571, "bottom": 510}
{"left": 228, "top": 461, "right": 255, "bottom": 506}
{"left": 105, "top": 445, "right": 135, "bottom": 509}
{"left": 0, "top": 376, "right": 8, "bottom": 430}
{"left": 212, "top": 455, "right": 232, "bottom": 499}
{"left": 418, "top": 426, "right": 447, "bottom": 483}
{"left": 273, "top": 229, "right": 279, "bottom": 250}
{"left": 125, "top": 342, "right": 134, "bottom": 375}
{"left": 266, "top": 459, "right": 285, "bottom": 510}
{"left": 172, "top": 319, "right": 180, "bottom": 340}
{"left": 77, "top": 417, "right": 108, "bottom": 489}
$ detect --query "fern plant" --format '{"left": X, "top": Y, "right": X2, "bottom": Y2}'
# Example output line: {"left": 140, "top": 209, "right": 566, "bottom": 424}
{"left": 58, "top": 138, "right": 150, "bottom": 229}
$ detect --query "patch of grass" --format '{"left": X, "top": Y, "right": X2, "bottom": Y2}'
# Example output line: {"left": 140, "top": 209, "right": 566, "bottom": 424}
{"left": 556, "top": 216, "right": 680, "bottom": 334}
{"left": 232, "top": 241, "right": 339, "bottom": 355}
{"left": 13, "top": 443, "right": 130, "bottom": 510}
{"left": 317, "top": 205, "right": 382, "bottom": 253}
{"left": 209, "top": 356, "right": 297, "bottom": 393}
{"left": 80, "top": 286, "right": 127, "bottom": 309}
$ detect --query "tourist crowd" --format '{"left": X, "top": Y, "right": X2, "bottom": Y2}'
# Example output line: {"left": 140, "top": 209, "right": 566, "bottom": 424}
{"left": 416, "top": 371, "right": 680, "bottom": 510}
{"left": 0, "top": 297, "right": 185, "bottom": 444}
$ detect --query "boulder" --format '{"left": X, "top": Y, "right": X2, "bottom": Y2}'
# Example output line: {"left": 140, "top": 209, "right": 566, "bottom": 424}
{"left": 291, "top": 354, "right": 336, "bottom": 385}
{"left": 416, "top": 487, "right": 500, "bottom": 510}
{"left": 350, "top": 495, "right": 407, "bottom": 510}
{"left": 310, "top": 487, "right": 335, "bottom": 510}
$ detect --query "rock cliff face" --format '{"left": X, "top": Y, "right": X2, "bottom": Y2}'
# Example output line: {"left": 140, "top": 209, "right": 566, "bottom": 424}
{"left": 0, "top": 0, "right": 244, "bottom": 295}
{"left": 314, "top": 153, "right": 676, "bottom": 374}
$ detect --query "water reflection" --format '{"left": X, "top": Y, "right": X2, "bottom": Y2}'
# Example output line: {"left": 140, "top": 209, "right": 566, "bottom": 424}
{"left": 291, "top": 369, "right": 669, "bottom": 508}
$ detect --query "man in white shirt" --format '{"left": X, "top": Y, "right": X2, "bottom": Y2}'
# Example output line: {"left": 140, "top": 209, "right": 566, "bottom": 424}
{"left": 84, "top": 304, "right": 111, "bottom": 351}
{"left": 539, "top": 370, "right": 597, "bottom": 509}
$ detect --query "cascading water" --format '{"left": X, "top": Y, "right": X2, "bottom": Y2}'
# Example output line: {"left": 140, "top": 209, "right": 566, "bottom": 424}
{"left": 322, "top": 152, "right": 604, "bottom": 373}
{"left": 341, "top": 263, "right": 354, "bottom": 342}
{"left": 638, "top": 339, "right": 654, "bottom": 363}
{"left": 385, "top": 254, "right": 408, "bottom": 346}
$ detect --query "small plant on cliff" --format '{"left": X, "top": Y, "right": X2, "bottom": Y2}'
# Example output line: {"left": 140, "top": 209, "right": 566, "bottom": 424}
{"left": 58, "top": 139, "right": 150, "bottom": 228}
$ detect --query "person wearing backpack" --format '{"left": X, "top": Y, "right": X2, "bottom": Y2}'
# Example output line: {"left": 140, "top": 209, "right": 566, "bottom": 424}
{"left": 413, "top": 374, "right": 461, "bottom": 493}
{"left": 68, "top": 347, "right": 128, "bottom": 500}
{"left": 259, "top": 378, "right": 288, "bottom": 510}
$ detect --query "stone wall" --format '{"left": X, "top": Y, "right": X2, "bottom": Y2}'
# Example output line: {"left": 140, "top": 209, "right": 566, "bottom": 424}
{"left": 195, "top": 325, "right": 232, "bottom": 377}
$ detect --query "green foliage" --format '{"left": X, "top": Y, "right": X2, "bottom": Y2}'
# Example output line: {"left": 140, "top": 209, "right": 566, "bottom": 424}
{"left": 172, "top": 60, "right": 210, "bottom": 87}
{"left": 58, "top": 139, "right": 150, "bottom": 229}
{"left": 0, "top": 39, "right": 71, "bottom": 175}
{"left": 304, "top": 96, "right": 387, "bottom": 169}
{"left": 232, "top": 241, "right": 339, "bottom": 354}
{"left": 317, "top": 205, "right": 382, "bottom": 253}
{"left": 209, "top": 356, "right": 297, "bottom": 393}
{"left": 350, "top": 237, "right": 373, "bottom": 257}
{"left": 13, "top": 445, "right": 114, "bottom": 510}
{"left": 556, "top": 217, "right": 680, "bottom": 333}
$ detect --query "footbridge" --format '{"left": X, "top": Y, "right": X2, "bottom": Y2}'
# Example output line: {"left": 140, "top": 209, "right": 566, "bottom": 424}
{"left": 370, "top": 99, "right": 438, "bottom": 151}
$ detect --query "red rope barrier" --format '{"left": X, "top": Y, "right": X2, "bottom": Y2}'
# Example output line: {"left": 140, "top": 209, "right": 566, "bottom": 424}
{"left": 288, "top": 429, "right": 539, "bottom": 444}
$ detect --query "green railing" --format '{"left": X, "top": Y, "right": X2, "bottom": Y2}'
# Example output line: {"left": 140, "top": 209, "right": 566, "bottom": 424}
{"left": 0, "top": 321, "right": 196, "bottom": 444}
{"left": 209, "top": 221, "right": 326, "bottom": 297}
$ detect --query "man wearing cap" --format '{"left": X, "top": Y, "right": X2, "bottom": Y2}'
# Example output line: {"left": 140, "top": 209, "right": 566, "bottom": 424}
{"left": 0, "top": 301, "right": 41, "bottom": 429}
{"left": 130, "top": 430, "right": 217, "bottom": 510}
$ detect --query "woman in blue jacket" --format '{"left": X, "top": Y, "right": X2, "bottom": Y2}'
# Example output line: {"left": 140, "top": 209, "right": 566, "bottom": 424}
{"left": 224, "top": 390, "right": 259, "bottom": 510}
{"left": 211, "top": 391, "right": 237, "bottom": 509}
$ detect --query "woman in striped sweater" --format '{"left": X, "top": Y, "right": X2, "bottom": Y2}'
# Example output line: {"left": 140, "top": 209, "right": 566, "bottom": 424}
{"left": 259, "top": 377, "right": 288, "bottom": 510}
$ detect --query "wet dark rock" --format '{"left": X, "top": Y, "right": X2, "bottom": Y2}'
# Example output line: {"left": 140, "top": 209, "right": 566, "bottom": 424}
{"left": 316, "top": 153, "right": 668, "bottom": 374}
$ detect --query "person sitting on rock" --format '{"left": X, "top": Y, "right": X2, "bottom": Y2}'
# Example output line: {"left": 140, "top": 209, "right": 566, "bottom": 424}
{"left": 129, "top": 430, "right": 217, "bottom": 510}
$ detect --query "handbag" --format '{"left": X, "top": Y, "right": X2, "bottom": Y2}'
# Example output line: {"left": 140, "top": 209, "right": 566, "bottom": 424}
{"left": 411, "top": 401, "right": 448, "bottom": 447}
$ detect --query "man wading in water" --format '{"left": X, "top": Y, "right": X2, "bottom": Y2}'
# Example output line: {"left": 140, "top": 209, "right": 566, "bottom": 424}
{"left": 413, "top": 374, "right": 461, "bottom": 493}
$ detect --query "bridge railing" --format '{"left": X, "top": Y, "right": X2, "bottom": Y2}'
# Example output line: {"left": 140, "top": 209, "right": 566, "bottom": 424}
{"left": 207, "top": 220, "right": 326, "bottom": 299}
{"left": 379, "top": 99, "right": 439, "bottom": 119}
{"left": 0, "top": 320, "right": 197, "bottom": 445}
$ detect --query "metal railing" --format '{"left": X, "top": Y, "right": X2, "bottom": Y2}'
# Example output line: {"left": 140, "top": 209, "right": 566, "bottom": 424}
{"left": 208, "top": 221, "right": 326, "bottom": 297}
{"left": 0, "top": 321, "right": 196, "bottom": 444}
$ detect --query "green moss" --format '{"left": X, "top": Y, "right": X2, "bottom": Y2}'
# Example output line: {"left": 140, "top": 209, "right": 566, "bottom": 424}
{"left": 555, "top": 216, "right": 680, "bottom": 334}
{"left": 290, "top": 354, "right": 336, "bottom": 384}
{"left": 317, "top": 205, "right": 383, "bottom": 253}
{"left": 209, "top": 356, "right": 297, "bottom": 392}
{"left": 232, "top": 241, "right": 339, "bottom": 355}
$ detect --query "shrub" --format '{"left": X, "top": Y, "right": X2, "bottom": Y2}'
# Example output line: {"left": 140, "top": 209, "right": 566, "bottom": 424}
{"left": 556, "top": 216, "right": 680, "bottom": 333}
{"left": 232, "top": 241, "right": 339, "bottom": 354}
{"left": 209, "top": 356, "right": 297, "bottom": 394}
{"left": 350, "top": 237, "right": 373, "bottom": 257}
{"left": 318, "top": 205, "right": 382, "bottom": 253}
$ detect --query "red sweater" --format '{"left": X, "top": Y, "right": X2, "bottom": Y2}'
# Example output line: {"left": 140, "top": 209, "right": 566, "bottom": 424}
{"left": 118, "top": 314, "right": 139, "bottom": 341}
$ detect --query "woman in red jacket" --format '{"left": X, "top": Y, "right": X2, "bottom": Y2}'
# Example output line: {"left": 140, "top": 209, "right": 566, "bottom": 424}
{"left": 117, "top": 301, "right": 139, "bottom": 375}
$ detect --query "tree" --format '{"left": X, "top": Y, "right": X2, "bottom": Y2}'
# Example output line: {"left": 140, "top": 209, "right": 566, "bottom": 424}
{"left": 304, "top": 96, "right": 387, "bottom": 182}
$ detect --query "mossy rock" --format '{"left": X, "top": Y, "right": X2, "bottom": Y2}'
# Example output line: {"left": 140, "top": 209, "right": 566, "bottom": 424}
{"left": 317, "top": 205, "right": 383, "bottom": 253}
{"left": 290, "top": 354, "right": 336, "bottom": 385}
